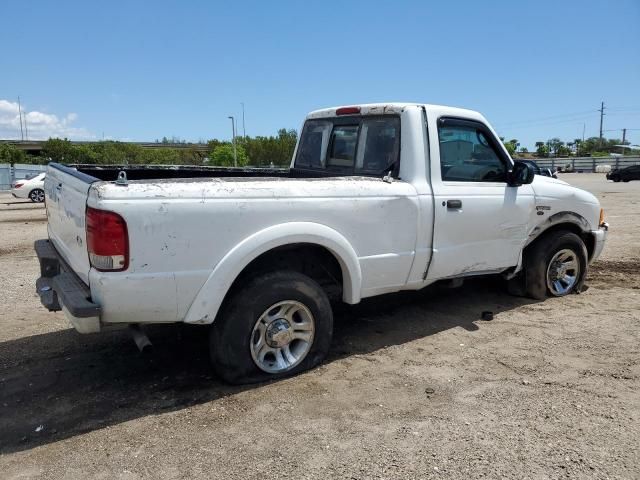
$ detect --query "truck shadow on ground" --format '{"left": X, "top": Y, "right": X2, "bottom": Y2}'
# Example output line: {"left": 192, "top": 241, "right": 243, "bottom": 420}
{"left": 0, "top": 276, "right": 539, "bottom": 453}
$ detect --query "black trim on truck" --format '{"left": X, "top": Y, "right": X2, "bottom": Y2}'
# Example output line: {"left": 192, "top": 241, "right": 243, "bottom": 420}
{"left": 49, "top": 162, "right": 100, "bottom": 184}
{"left": 34, "top": 239, "right": 101, "bottom": 318}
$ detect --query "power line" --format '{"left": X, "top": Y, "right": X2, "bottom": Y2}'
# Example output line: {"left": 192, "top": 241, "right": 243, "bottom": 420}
{"left": 497, "top": 117, "right": 597, "bottom": 131}
{"left": 495, "top": 109, "right": 597, "bottom": 128}
{"left": 606, "top": 111, "right": 640, "bottom": 116}
{"left": 606, "top": 106, "right": 640, "bottom": 112}
{"left": 604, "top": 128, "right": 640, "bottom": 133}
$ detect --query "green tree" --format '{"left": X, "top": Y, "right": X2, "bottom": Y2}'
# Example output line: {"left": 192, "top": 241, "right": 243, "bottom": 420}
{"left": 0, "top": 143, "right": 28, "bottom": 164}
{"left": 241, "top": 128, "right": 297, "bottom": 167}
{"left": 42, "top": 138, "right": 75, "bottom": 162}
{"left": 573, "top": 139, "right": 582, "bottom": 156}
{"left": 502, "top": 138, "right": 519, "bottom": 156}
{"left": 211, "top": 143, "right": 248, "bottom": 167}
{"left": 535, "top": 141, "right": 549, "bottom": 158}
{"left": 547, "top": 138, "right": 564, "bottom": 156}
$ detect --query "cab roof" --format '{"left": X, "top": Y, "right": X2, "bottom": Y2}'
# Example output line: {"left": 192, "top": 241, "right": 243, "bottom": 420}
{"left": 306, "top": 103, "right": 484, "bottom": 121}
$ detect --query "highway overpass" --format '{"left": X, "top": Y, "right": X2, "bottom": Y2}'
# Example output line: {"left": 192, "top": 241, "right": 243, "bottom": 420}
{"left": 0, "top": 139, "right": 210, "bottom": 154}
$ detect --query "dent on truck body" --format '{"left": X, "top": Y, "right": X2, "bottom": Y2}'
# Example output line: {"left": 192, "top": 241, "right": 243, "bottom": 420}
{"left": 525, "top": 211, "right": 591, "bottom": 246}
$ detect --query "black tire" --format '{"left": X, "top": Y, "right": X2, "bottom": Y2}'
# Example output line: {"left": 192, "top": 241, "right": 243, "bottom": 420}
{"left": 521, "top": 231, "right": 588, "bottom": 300}
{"left": 209, "top": 270, "right": 333, "bottom": 384}
{"left": 611, "top": 176, "right": 620, "bottom": 182}
{"left": 29, "top": 188, "right": 45, "bottom": 203}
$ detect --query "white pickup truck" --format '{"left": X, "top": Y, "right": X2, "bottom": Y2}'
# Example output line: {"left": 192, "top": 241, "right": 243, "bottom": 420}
{"left": 36, "top": 103, "right": 608, "bottom": 383}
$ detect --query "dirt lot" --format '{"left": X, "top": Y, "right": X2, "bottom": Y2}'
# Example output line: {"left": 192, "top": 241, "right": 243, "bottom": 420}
{"left": 0, "top": 174, "right": 638, "bottom": 479}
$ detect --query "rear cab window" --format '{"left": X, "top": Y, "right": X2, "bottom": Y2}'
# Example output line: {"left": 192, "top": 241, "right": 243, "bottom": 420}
{"left": 294, "top": 116, "right": 401, "bottom": 177}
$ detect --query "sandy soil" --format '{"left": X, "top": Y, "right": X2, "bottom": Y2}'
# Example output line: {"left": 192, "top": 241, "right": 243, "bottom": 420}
{"left": 0, "top": 173, "right": 638, "bottom": 479}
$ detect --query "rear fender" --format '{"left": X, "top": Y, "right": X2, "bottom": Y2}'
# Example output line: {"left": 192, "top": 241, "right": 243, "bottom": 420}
{"left": 183, "top": 222, "right": 362, "bottom": 325}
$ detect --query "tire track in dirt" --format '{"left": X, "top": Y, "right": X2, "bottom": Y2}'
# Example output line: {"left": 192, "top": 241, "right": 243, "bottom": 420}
{"left": 587, "top": 259, "right": 640, "bottom": 289}
{"left": 0, "top": 217, "right": 47, "bottom": 224}
{"left": 0, "top": 245, "right": 36, "bottom": 258}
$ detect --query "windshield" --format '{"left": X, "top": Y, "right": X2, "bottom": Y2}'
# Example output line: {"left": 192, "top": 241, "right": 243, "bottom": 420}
{"left": 294, "top": 116, "right": 401, "bottom": 176}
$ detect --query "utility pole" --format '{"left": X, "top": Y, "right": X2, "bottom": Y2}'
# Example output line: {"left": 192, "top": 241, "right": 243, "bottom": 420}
{"left": 228, "top": 116, "right": 237, "bottom": 167}
{"left": 598, "top": 101, "right": 605, "bottom": 148}
{"left": 622, "top": 128, "right": 627, "bottom": 156}
{"left": 17, "top": 96, "right": 24, "bottom": 140}
{"left": 241, "top": 102, "right": 246, "bottom": 138}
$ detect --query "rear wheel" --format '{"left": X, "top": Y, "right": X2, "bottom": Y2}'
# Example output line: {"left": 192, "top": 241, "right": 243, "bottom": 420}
{"left": 511, "top": 231, "right": 588, "bottom": 300}
{"left": 29, "top": 188, "right": 45, "bottom": 203}
{"left": 209, "top": 271, "right": 333, "bottom": 384}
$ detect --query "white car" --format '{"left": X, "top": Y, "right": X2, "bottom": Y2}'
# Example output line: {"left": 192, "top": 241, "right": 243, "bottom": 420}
{"left": 12, "top": 172, "right": 46, "bottom": 202}
{"left": 35, "top": 103, "right": 608, "bottom": 384}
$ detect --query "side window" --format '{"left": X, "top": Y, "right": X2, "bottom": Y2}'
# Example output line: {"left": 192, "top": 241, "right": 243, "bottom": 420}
{"left": 438, "top": 121, "right": 508, "bottom": 182}
{"left": 296, "top": 120, "right": 332, "bottom": 168}
{"left": 356, "top": 117, "right": 400, "bottom": 174}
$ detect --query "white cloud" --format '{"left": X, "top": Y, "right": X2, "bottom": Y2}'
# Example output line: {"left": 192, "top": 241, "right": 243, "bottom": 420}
{"left": 0, "top": 99, "right": 95, "bottom": 140}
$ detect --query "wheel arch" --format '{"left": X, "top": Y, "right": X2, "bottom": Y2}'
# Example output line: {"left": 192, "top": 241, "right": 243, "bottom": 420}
{"left": 183, "top": 222, "right": 362, "bottom": 325}
{"left": 524, "top": 211, "right": 595, "bottom": 259}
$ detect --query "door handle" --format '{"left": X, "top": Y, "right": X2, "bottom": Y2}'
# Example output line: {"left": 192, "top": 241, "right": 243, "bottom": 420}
{"left": 446, "top": 199, "right": 462, "bottom": 209}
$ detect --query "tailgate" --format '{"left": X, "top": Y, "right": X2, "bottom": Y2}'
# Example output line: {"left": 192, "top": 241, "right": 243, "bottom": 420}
{"left": 44, "top": 164, "right": 96, "bottom": 285}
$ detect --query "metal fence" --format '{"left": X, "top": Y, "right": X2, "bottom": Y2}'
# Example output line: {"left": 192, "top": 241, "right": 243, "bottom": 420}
{"left": 523, "top": 156, "right": 640, "bottom": 173}
{"left": 0, "top": 164, "right": 48, "bottom": 190}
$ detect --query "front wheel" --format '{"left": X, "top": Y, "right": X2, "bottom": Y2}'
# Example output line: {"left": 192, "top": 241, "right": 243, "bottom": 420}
{"left": 514, "top": 231, "right": 588, "bottom": 300}
{"left": 209, "top": 271, "right": 333, "bottom": 384}
{"left": 29, "top": 188, "right": 45, "bottom": 203}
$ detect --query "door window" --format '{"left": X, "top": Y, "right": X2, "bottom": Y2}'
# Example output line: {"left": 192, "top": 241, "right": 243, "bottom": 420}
{"left": 438, "top": 120, "right": 508, "bottom": 182}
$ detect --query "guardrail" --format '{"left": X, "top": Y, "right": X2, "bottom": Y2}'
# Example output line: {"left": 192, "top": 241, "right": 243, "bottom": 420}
{"left": 519, "top": 156, "right": 640, "bottom": 173}
{"left": 0, "top": 163, "right": 48, "bottom": 190}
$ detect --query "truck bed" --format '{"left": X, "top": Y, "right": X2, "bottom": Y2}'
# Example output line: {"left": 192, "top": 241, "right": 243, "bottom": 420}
{"left": 67, "top": 164, "right": 291, "bottom": 182}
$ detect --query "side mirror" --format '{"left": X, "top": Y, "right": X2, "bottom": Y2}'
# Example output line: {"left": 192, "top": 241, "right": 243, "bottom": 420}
{"left": 508, "top": 161, "right": 535, "bottom": 186}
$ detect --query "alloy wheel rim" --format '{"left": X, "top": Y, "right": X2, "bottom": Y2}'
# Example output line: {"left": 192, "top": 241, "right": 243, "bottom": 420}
{"left": 250, "top": 300, "right": 315, "bottom": 374}
{"left": 31, "top": 190, "right": 44, "bottom": 202}
{"left": 546, "top": 248, "right": 580, "bottom": 296}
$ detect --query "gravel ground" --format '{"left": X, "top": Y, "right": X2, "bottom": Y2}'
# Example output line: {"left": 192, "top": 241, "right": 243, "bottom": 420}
{"left": 0, "top": 173, "right": 638, "bottom": 479}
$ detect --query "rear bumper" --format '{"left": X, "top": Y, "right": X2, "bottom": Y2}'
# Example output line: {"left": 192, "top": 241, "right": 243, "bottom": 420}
{"left": 34, "top": 239, "right": 102, "bottom": 333}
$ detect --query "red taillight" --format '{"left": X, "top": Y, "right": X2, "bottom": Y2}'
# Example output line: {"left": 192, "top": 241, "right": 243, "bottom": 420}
{"left": 14, "top": 183, "right": 24, "bottom": 188}
{"left": 336, "top": 106, "right": 361, "bottom": 115}
{"left": 86, "top": 207, "right": 129, "bottom": 271}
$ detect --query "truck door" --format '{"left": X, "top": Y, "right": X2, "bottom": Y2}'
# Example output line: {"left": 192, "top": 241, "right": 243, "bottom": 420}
{"left": 425, "top": 116, "right": 535, "bottom": 281}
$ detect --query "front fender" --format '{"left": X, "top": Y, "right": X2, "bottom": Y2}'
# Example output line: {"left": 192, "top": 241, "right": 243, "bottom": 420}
{"left": 524, "top": 211, "right": 591, "bottom": 247}
{"left": 183, "top": 222, "right": 363, "bottom": 325}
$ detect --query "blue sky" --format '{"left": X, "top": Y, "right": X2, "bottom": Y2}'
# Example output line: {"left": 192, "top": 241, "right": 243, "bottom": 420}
{"left": 1, "top": 0, "right": 639, "bottom": 149}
